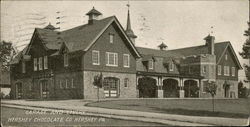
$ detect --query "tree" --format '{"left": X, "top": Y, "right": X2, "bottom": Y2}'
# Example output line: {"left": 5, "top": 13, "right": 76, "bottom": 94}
{"left": 93, "top": 72, "right": 103, "bottom": 101}
{"left": 0, "top": 40, "right": 16, "bottom": 71}
{"left": 238, "top": 81, "right": 249, "bottom": 98}
{"left": 239, "top": 22, "right": 250, "bottom": 81}
{"left": 205, "top": 80, "right": 217, "bottom": 112}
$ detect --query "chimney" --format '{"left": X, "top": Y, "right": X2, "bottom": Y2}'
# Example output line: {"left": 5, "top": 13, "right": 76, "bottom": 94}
{"left": 86, "top": 7, "right": 102, "bottom": 24}
{"left": 204, "top": 34, "right": 215, "bottom": 55}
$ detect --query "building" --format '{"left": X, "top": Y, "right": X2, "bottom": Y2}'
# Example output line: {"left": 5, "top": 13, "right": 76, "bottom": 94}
{"left": 10, "top": 7, "right": 242, "bottom": 99}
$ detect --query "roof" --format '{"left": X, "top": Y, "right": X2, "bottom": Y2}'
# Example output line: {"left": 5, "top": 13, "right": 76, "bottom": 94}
{"left": 10, "top": 46, "right": 28, "bottom": 64}
{"left": 137, "top": 41, "right": 242, "bottom": 69}
{"left": 86, "top": 7, "right": 102, "bottom": 15}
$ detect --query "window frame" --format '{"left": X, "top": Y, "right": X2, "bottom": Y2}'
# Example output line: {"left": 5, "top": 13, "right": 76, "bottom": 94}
{"left": 22, "top": 60, "right": 26, "bottom": 73}
{"left": 34, "top": 58, "right": 37, "bottom": 71}
{"left": 224, "top": 66, "right": 230, "bottom": 76}
{"left": 59, "top": 80, "right": 63, "bottom": 89}
{"left": 203, "top": 66, "right": 206, "bottom": 73}
{"left": 71, "top": 78, "right": 75, "bottom": 88}
{"left": 217, "top": 65, "right": 221, "bottom": 75}
{"left": 38, "top": 57, "right": 43, "bottom": 70}
{"left": 148, "top": 60, "right": 154, "bottom": 70}
{"left": 64, "top": 53, "right": 69, "bottom": 67}
{"left": 232, "top": 67, "right": 235, "bottom": 76}
{"left": 44, "top": 56, "right": 48, "bottom": 69}
{"left": 65, "top": 79, "right": 69, "bottom": 89}
{"left": 109, "top": 34, "right": 114, "bottom": 43}
{"left": 169, "top": 61, "right": 174, "bottom": 71}
{"left": 225, "top": 54, "right": 228, "bottom": 60}
{"left": 106, "top": 52, "right": 118, "bottom": 67}
{"left": 124, "top": 78, "right": 129, "bottom": 88}
{"left": 123, "top": 54, "right": 130, "bottom": 68}
{"left": 92, "top": 50, "right": 100, "bottom": 65}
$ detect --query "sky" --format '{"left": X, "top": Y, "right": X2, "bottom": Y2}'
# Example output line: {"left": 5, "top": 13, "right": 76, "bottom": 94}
{"left": 1, "top": 0, "right": 249, "bottom": 85}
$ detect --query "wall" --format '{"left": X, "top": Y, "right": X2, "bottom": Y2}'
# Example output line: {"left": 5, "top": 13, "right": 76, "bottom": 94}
{"left": 83, "top": 71, "right": 136, "bottom": 99}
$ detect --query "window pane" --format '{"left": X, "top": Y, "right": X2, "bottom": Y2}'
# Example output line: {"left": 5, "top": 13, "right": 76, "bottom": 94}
{"left": 34, "top": 58, "right": 37, "bottom": 71}
{"left": 44, "top": 56, "right": 48, "bottom": 69}
{"left": 39, "top": 57, "right": 43, "bottom": 70}
{"left": 123, "top": 54, "right": 129, "bottom": 67}
{"left": 92, "top": 51, "right": 99, "bottom": 65}
{"left": 64, "top": 54, "right": 68, "bottom": 67}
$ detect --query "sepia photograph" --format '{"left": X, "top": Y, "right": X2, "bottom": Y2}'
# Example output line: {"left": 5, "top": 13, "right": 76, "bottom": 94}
{"left": 0, "top": 0, "right": 250, "bottom": 126}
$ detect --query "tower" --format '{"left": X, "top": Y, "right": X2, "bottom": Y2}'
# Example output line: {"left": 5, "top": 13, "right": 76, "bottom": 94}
{"left": 126, "top": 3, "right": 137, "bottom": 45}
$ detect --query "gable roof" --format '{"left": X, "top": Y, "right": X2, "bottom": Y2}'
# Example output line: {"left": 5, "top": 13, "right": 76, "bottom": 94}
{"left": 137, "top": 41, "right": 242, "bottom": 69}
{"left": 22, "top": 16, "right": 141, "bottom": 59}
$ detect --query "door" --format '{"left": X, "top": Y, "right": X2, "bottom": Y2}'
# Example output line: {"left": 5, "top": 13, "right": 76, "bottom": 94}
{"left": 16, "top": 83, "right": 23, "bottom": 99}
{"left": 103, "top": 77, "right": 119, "bottom": 98}
{"left": 40, "top": 80, "right": 49, "bottom": 99}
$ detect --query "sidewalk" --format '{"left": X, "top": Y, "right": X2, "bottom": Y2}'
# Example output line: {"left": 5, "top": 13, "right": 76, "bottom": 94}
{"left": 1, "top": 100, "right": 249, "bottom": 126}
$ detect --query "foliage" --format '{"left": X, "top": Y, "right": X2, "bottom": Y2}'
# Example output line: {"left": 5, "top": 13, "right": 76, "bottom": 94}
{"left": 93, "top": 72, "right": 103, "bottom": 88}
{"left": 205, "top": 81, "right": 217, "bottom": 97}
{"left": 238, "top": 81, "right": 249, "bottom": 98}
{"left": 0, "top": 40, "right": 16, "bottom": 70}
{"left": 239, "top": 22, "right": 250, "bottom": 81}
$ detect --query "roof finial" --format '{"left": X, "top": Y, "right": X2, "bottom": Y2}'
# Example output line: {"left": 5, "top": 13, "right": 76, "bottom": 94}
{"left": 210, "top": 26, "right": 214, "bottom": 36}
{"left": 126, "top": 1, "right": 130, "bottom": 10}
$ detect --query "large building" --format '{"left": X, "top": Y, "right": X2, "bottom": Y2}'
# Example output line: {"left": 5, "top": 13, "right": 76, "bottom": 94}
{"left": 9, "top": 7, "right": 242, "bottom": 99}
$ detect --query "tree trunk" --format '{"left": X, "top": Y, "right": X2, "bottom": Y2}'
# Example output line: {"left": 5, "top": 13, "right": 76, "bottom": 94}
{"left": 212, "top": 95, "right": 215, "bottom": 112}
{"left": 97, "top": 87, "right": 99, "bottom": 102}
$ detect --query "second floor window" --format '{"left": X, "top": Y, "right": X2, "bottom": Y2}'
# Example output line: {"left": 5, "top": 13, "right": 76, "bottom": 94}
{"left": 22, "top": 61, "right": 25, "bottom": 73}
{"left": 124, "top": 78, "right": 129, "bottom": 87}
{"left": 71, "top": 78, "right": 75, "bottom": 88}
{"left": 224, "top": 66, "right": 229, "bottom": 76}
{"left": 148, "top": 60, "right": 154, "bottom": 69}
{"left": 217, "top": 65, "right": 221, "bottom": 75}
{"left": 65, "top": 79, "right": 69, "bottom": 89}
{"left": 92, "top": 50, "right": 100, "bottom": 65}
{"left": 34, "top": 58, "right": 37, "bottom": 71}
{"left": 203, "top": 66, "right": 207, "bottom": 73}
{"left": 64, "top": 53, "right": 68, "bottom": 67}
{"left": 232, "top": 67, "right": 235, "bottom": 76}
{"left": 123, "top": 54, "right": 130, "bottom": 67}
{"left": 44, "top": 56, "right": 48, "bottom": 69}
{"left": 106, "top": 52, "right": 118, "bottom": 66}
{"left": 39, "top": 57, "right": 43, "bottom": 70}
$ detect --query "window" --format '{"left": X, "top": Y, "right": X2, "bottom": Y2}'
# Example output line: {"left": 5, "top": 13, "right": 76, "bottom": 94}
{"left": 218, "top": 65, "right": 221, "bottom": 75}
{"left": 169, "top": 62, "right": 174, "bottom": 71}
{"left": 59, "top": 80, "right": 63, "bottom": 89}
{"left": 232, "top": 67, "right": 235, "bottom": 76}
{"left": 110, "top": 34, "right": 114, "bottom": 43}
{"left": 65, "top": 79, "right": 69, "bottom": 89}
{"left": 39, "top": 57, "right": 43, "bottom": 70}
{"left": 71, "top": 78, "right": 75, "bottom": 88}
{"left": 64, "top": 53, "right": 68, "bottom": 67}
{"left": 22, "top": 61, "right": 26, "bottom": 73}
{"left": 123, "top": 54, "right": 130, "bottom": 67}
{"left": 203, "top": 66, "right": 207, "bottom": 73}
{"left": 34, "top": 58, "right": 37, "bottom": 71}
{"left": 188, "top": 66, "right": 192, "bottom": 74}
{"left": 124, "top": 78, "right": 129, "bottom": 88}
{"left": 224, "top": 66, "right": 230, "bottom": 76}
{"left": 106, "top": 52, "right": 118, "bottom": 66}
{"left": 202, "top": 81, "right": 208, "bottom": 92}
{"left": 92, "top": 50, "right": 100, "bottom": 65}
{"left": 225, "top": 54, "right": 228, "bottom": 60}
{"left": 148, "top": 60, "right": 154, "bottom": 69}
{"left": 44, "top": 56, "right": 48, "bottom": 69}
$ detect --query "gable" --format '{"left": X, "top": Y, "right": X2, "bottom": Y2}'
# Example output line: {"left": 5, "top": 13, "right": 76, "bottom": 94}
{"left": 26, "top": 31, "right": 48, "bottom": 57}
{"left": 217, "top": 44, "right": 242, "bottom": 69}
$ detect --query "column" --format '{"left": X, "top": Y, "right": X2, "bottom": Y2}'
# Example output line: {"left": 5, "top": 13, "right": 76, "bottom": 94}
{"left": 179, "top": 78, "right": 184, "bottom": 98}
{"left": 157, "top": 76, "right": 163, "bottom": 98}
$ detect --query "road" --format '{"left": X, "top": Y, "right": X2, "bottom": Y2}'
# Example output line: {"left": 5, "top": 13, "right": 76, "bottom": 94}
{"left": 1, "top": 106, "right": 165, "bottom": 126}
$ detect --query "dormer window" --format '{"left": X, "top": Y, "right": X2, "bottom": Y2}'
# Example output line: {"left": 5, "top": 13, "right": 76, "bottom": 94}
{"left": 149, "top": 60, "right": 154, "bottom": 69}
{"left": 109, "top": 34, "right": 114, "bottom": 43}
{"left": 64, "top": 53, "right": 69, "bottom": 67}
{"left": 225, "top": 54, "right": 228, "bottom": 60}
{"left": 22, "top": 61, "right": 26, "bottom": 73}
{"left": 169, "top": 61, "right": 174, "bottom": 71}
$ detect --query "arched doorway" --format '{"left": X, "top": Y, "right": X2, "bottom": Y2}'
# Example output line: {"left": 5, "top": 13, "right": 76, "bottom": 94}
{"left": 184, "top": 80, "right": 199, "bottom": 98}
{"left": 40, "top": 80, "right": 49, "bottom": 99}
{"left": 138, "top": 77, "right": 157, "bottom": 98}
{"left": 223, "top": 82, "right": 230, "bottom": 98}
{"left": 163, "top": 79, "right": 179, "bottom": 98}
{"left": 103, "top": 77, "right": 119, "bottom": 98}
{"left": 15, "top": 82, "right": 23, "bottom": 99}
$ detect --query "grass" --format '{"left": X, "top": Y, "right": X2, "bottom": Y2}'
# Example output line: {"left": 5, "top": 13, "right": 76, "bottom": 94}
{"left": 86, "top": 98, "right": 250, "bottom": 118}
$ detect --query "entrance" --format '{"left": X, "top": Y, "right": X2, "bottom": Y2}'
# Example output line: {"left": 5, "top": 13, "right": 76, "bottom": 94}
{"left": 103, "top": 77, "right": 119, "bottom": 98}
{"left": 16, "top": 83, "right": 23, "bottom": 99}
{"left": 184, "top": 80, "right": 199, "bottom": 98}
{"left": 138, "top": 77, "right": 157, "bottom": 98}
{"left": 163, "top": 79, "right": 179, "bottom": 98}
{"left": 40, "top": 80, "right": 49, "bottom": 99}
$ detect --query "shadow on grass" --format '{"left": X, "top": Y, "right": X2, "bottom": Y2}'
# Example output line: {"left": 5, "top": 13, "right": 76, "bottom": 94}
{"left": 148, "top": 107, "right": 248, "bottom": 119}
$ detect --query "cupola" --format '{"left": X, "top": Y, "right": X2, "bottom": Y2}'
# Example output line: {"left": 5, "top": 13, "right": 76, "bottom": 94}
{"left": 86, "top": 7, "right": 102, "bottom": 24}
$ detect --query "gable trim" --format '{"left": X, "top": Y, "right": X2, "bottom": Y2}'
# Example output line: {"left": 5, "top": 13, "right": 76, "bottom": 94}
{"left": 217, "top": 42, "right": 242, "bottom": 69}
{"left": 25, "top": 29, "right": 49, "bottom": 55}
{"left": 84, "top": 16, "right": 141, "bottom": 58}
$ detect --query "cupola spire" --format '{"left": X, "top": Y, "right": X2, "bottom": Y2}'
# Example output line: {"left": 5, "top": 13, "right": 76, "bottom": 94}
{"left": 126, "top": 2, "right": 137, "bottom": 45}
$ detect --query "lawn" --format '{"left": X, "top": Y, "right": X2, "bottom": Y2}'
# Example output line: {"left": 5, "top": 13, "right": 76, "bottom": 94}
{"left": 86, "top": 98, "right": 250, "bottom": 118}
{"left": 1, "top": 106, "right": 165, "bottom": 126}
